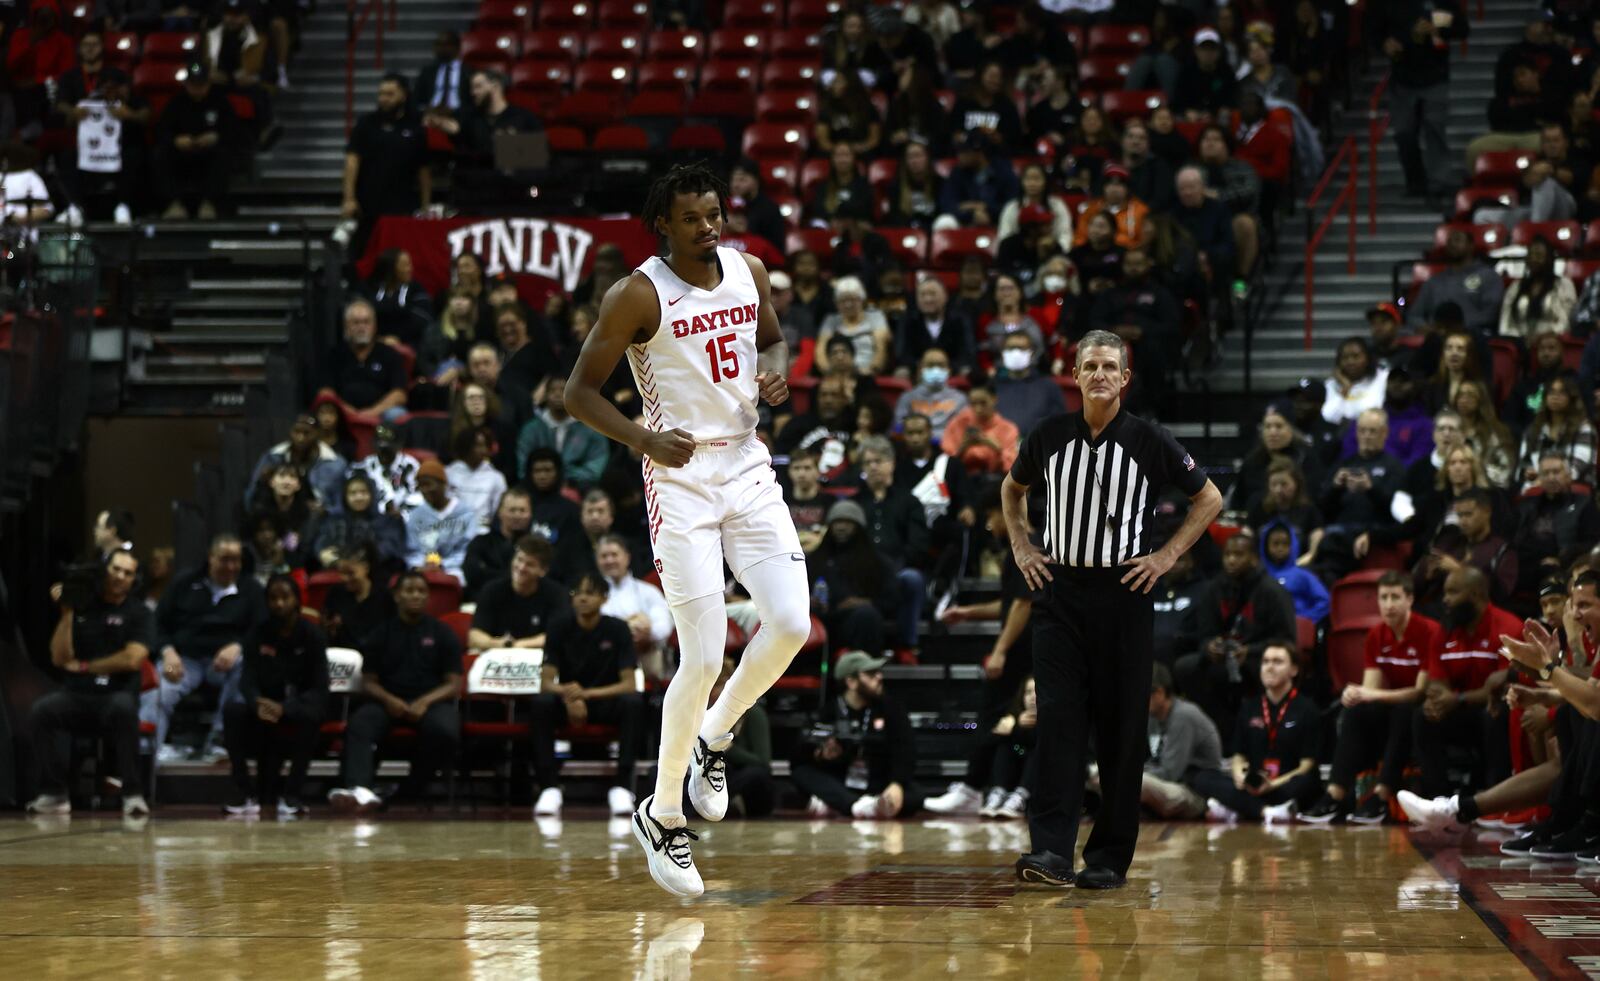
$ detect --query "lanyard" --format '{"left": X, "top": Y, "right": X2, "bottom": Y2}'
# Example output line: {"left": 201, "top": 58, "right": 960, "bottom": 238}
{"left": 1261, "top": 688, "right": 1298, "bottom": 751}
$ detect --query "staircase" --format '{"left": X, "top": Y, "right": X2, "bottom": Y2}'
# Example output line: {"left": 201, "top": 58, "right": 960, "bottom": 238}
{"left": 98, "top": 0, "right": 477, "bottom": 413}
{"left": 1218, "top": 1, "right": 1528, "bottom": 395}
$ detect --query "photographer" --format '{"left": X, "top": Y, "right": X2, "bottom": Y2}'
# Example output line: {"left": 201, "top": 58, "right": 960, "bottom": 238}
{"left": 790, "top": 651, "right": 923, "bottom": 819}
{"left": 1192, "top": 641, "right": 1322, "bottom": 824}
{"left": 26, "top": 551, "right": 151, "bottom": 818}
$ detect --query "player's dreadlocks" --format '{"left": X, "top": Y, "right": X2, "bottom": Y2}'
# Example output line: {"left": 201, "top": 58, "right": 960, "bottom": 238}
{"left": 640, "top": 161, "right": 728, "bottom": 236}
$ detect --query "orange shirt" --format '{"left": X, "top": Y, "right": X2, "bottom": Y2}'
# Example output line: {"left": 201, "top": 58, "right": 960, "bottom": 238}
{"left": 1073, "top": 197, "right": 1149, "bottom": 250}
{"left": 942, "top": 407, "right": 1020, "bottom": 474}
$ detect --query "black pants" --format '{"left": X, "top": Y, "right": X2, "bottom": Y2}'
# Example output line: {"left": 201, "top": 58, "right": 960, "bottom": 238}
{"left": 791, "top": 760, "right": 923, "bottom": 817}
{"left": 343, "top": 700, "right": 460, "bottom": 795}
{"left": 825, "top": 605, "right": 885, "bottom": 652}
{"left": 1191, "top": 767, "right": 1322, "bottom": 820}
{"left": 1548, "top": 706, "right": 1600, "bottom": 827}
{"left": 31, "top": 690, "right": 142, "bottom": 797}
{"left": 1329, "top": 702, "right": 1415, "bottom": 792}
{"left": 528, "top": 692, "right": 643, "bottom": 791}
{"left": 158, "top": 146, "right": 230, "bottom": 210}
{"left": 1413, "top": 702, "right": 1512, "bottom": 798}
{"left": 1174, "top": 648, "right": 1261, "bottom": 746}
{"left": 963, "top": 727, "right": 1037, "bottom": 791}
{"left": 1029, "top": 567, "right": 1152, "bottom": 875}
{"left": 222, "top": 697, "right": 324, "bottom": 803}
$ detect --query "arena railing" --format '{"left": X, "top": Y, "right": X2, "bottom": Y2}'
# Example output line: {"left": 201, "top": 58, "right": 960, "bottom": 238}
{"left": 346, "top": 0, "right": 399, "bottom": 133}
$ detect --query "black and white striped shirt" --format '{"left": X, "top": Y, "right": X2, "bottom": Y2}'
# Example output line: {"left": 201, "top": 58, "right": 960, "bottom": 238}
{"left": 1010, "top": 410, "right": 1207, "bottom": 568}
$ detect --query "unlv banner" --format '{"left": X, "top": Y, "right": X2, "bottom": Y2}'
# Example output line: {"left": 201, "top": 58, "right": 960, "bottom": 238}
{"left": 359, "top": 216, "right": 659, "bottom": 306}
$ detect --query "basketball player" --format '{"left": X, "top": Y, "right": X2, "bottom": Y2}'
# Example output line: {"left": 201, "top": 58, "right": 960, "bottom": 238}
{"left": 566, "top": 163, "right": 813, "bottom": 898}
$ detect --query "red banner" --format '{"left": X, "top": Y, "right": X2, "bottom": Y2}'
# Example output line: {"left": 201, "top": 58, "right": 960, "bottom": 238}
{"left": 359, "top": 215, "right": 660, "bottom": 308}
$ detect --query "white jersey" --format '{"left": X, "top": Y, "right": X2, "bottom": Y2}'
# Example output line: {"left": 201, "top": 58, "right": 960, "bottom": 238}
{"left": 628, "top": 247, "right": 762, "bottom": 442}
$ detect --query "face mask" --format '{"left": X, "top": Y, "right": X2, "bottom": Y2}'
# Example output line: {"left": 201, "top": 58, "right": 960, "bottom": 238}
{"left": 920, "top": 365, "right": 949, "bottom": 387}
{"left": 1002, "top": 349, "right": 1033, "bottom": 372}
{"left": 1041, "top": 274, "right": 1068, "bottom": 294}
{"left": 1442, "top": 600, "right": 1479, "bottom": 631}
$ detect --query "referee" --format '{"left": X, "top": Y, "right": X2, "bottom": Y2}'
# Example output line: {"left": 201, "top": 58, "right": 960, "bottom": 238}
{"left": 1003, "top": 330, "right": 1222, "bottom": 889}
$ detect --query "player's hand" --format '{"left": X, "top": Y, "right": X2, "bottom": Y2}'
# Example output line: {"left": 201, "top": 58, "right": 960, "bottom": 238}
{"left": 755, "top": 371, "right": 788, "bottom": 407}
{"left": 641, "top": 428, "right": 696, "bottom": 468}
{"left": 1121, "top": 548, "right": 1176, "bottom": 594}
{"left": 1011, "top": 539, "right": 1054, "bottom": 591}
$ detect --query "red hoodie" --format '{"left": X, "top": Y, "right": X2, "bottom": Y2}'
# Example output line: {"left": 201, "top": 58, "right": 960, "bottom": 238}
{"left": 7, "top": 0, "right": 76, "bottom": 88}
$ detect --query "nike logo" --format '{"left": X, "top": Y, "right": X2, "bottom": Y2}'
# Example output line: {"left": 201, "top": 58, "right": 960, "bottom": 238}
{"left": 667, "top": 294, "right": 687, "bottom": 306}
{"left": 791, "top": 553, "right": 805, "bottom": 561}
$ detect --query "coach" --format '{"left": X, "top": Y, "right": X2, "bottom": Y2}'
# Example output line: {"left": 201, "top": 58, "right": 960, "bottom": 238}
{"left": 1002, "top": 330, "right": 1222, "bottom": 889}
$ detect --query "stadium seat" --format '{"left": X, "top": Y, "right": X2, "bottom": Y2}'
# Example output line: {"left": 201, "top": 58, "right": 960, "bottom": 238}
{"left": 422, "top": 571, "right": 464, "bottom": 618}
{"left": 1063, "top": 25, "right": 1085, "bottom": 56}
{"left": 929, "top": 228, "right": 998, "bottom": 269}
{"left": 760, "top": 59, "right": 819, "bottom": 91}
{"left": 304, "top": 570, "right": 342, "bottom": 614}
{"left": 586, "top": 28, "right": 645, "bottom": 60}
{"left": 770, "top": 192, "right": 802, "bottom": 226}
{"left": 769, "top": 27, "right": 823, "bottom": 59}
{"left": 723, "top": 0, "right": 782, "bottom": 27}
{"left": 1472, "top": 149, "right": 1534, "bottom": 186}
{"left": 545, "top": 124, "right": 588, "bottom": 151}
{"left": 625, "top": 90, "right": 685, "bottom": 119}
{"left": 758, "top": 156, "right": 801, "bottom": 192}
{"left": 102, "top": 32, "right": 140, "bottom": 70}
{"left": 742, "top": 122, "right": 811, "bottom": 160}
{"left": 867, "top": 158, "right": 897, "bottom": 199}
{"left": 1076, "top": 56, "right": 1130, "bottom": 93}
{"left": 1101, "top": 89, "right": 1164, "bottom": 124}
{"left": 1328, "top": 618, "right": 1379, "bottom": 692}
{"left": 521, "top": 28, "right": 582, "bottom": 60}
{"left": 647, "top": 29, "right": 706, "bottom": 61}
{"left": 785, "top": 0, "right": 835, "bottom": 29}
{"left": 798, "top": 158, "right": 831, "bottom": 199}
{"left": 551, "top": 91, "right": 619, "bottom": 129}
{"left": 132, "top": 62, "right": 187, "bottom": 102}
{"left": 1512, "top": 220, "right": 1581, "bottom": 255}
{"left": 879, "top": 227, "right": 929, "bottom": 266}
{"left": 786, "top": 228, "right": 837, "bottom": 263}
{"left": 1330, "top": 570, "right": 1386, "bottom": 627}
{"left": 596, "top": 0, "right": 650, "bottom": 29}
{"left": 700, "top": 60, "right": 760, "bottom": 93}
{"left": 475, "top": 0, "right": 535, "bottom": 29}
{"left": 537, "top": 0, "right": 595, "bottom": 28}
{"left": 1489, "top": 337, "right": 1521, "bottom": 406}
{"left": 511, "top": 59, "right": 573, "bottom": 98}
{"left": 1452, "top": 186, "right": 1517, "bottom": 221}
{"left": 707, "top": 28, "right": 767, "bottom": 59}
{"left": 141, "top": 32, "right": 201, "bottom": 64}
{"left": 756, "top": 91, "right": 818, "bottom": 124}
{"left": 685, "top": 90, "right": 754, "bottom": 120}
{"left": 592, "top": 124, "right": 651, "bottom": 150}
{"left": 1087, "top": 23, "right": 1149, "bottom": 56}
{"left": 1565, "top": 258, "right": 1600, "bottom": 283}
{"left": 461, "top": 28, "right": 520, "bottom": 64}
{"left": 667, "top": 124, "right": 727, "bottom": 154}
{"left": 637, "top": 60, "right": 697, "bottom": 90}
{"left": 1427, "top": 221, "right": 1506, "bottom": 258}
{"left": 573, "top": 60, "right": 635, "bottom": 95}
{"left": 1583, "top": 220, "right": 1600, "bottom": 257}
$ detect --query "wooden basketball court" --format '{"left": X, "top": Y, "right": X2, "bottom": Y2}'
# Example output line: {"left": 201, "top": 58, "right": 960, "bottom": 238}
{"left": 0, "top": 814, "right": 1570, "bottom": 978}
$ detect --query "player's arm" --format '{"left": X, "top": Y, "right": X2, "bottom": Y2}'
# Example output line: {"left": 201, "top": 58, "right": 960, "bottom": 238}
{"left": 566, "top": 275, "right": 696, "bottom": 468}
{"left": 743, "top": 253, "right": 789, "bottom": 407}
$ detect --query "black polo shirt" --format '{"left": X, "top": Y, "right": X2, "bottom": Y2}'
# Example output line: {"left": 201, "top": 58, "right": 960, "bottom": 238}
{"left": 321, "top": 341, "right": 407, "bottom": 409}
{"left": 544, "top": 613, "right": 635, "bottom": 690}
{"left": 472, "top": 576, "right": 571, "bottom": 642}
{"left": 346, "top": 108, "right": 427, "bottom": 215}
{"left": 1230, "top": 688, "right": 1321, "bottom": 775}
{"left": 359, "top": 614, "right": 463, "bottom": 701}
{"left": 1011, "top": 409, "right": 1207, "bottom": 569}
{"left": 66, "top": 592, "right": 152, "bottom": 694}
{"left": 241, "top": 617, "right": 330, "bottom": 703}
{"left": 322, "top": 584, "right": 396, "bottom": 649}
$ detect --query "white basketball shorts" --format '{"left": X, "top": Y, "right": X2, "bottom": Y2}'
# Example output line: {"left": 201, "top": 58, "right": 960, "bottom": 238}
{"left": 642, "top": 433, "right": 804, "bottom": 606}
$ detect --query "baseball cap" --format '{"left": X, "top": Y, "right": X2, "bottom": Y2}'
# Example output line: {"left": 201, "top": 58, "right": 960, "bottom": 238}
{"left": 1019, "top": 203, "right": 1052, "bottom": 226}
{"left": 825, "top": 499, "right": 867, "bottom": 529}
{"left": 182, "top": 60, "right": 207, "bottom": 81}
{"left": 291, "top": 412, "right": 317, "bottom": 430}
{"left": 769, "top": 270, "right": 792, "bottom": 290}
{"left": 1366, "top": 302, "right": 1402, "bottom": 324}
{"left": 835, "top": 649, "right": 888, "bottom": 678}
{"left": 1287, "top": 376, "right": 1320, "bottom": 397}
{"left": 1194, "top": 27, "right": 1221, "bottom": 46}
{"left": 374, "top": 424, "right": 401, "bottom": 447}
{"left": 417, "top": 459, "right": 448, "bottom": 483}
{"left": 1102, "top": 162, "right": 1131, "bottom": 182}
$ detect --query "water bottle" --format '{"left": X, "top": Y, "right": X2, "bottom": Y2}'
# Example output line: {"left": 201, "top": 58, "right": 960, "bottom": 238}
{"left": 812, "top": 577, "right": 829, "bottom": 610}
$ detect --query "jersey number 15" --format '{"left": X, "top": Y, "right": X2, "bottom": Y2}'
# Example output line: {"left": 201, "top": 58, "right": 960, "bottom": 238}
{"left": 704, "top": 334, "right": 739, "bottom": 383}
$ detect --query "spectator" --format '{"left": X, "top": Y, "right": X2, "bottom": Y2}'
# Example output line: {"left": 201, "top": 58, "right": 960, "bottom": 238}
{"left": 455, "top": 68, "right": 543, "bottom": 162}
{"left": 1200, "top": 642, "right": 1322, "bottom": 823}
{"left": 404, "top": 459, "right": 476, "bottom": 583}
{"left": 364, "top": 248, "right": 432, "bottom": 351}
{"left": 1145, "top": 104, "right": 1193, "bottom": 170}
{"left": 514, "top": 375, "right": 610, "bottom": 489}
{"left": 1231, "top": 406, "right": 1324, "bottom": 511}
{"left": 206, "top": 0, "right": 275, "bottom": 148}
{"left": 1474, "top": 61, "right": 1560, "bottom": 167}
{"left": 1237, "top": 35, "right": 1295, "bottom": 104}
{"left": 1367, "top": 302, "right": 1414, "bottom": 376}
{"left": 789, "top": 249, "right": 836, "bottom": 325}
{"left": 440, "top": 252, "right": 493, "bottom": 340}
{"left": 938, "top": 129, "right": 1020, "bottom": 228}
{"left": 1139, "top": 662, "right": 1227, "bottom": 821}
{"left": 1282, "top": 0, "right": 1333, "bottom": 124}
{"left": 895, "top": 350, "right": 968, "bottom": 434}
{"left": 5, "top": 0, "right": 74, "bottom": 136}
{"left": 995, "top": 205, "right": 1065, "bottom": 291}
{"left": 980, "top": 273, "right": 1046, "bottom": 358}
{"left": 950, "top": 254, "right": 989, "bottom": 324}
{"left": 1336, "top": 367, "right": 1433, "bottom": 467}
{"left": 897, "top": 411, "right": 974, "bottom": 534}
{"left": 855, "top": 437, "right": 930, "bottom": 652}
{"left": 313, "top": 398, "right": 357, "bottom": 461}
{"left": 997, "top": 163, "right": 1074, "bottom": 254}
{"left": 321, "top": 542, "right": 396, "bottom": 650}
{"left": 468, "top": 533, "right": 568, "bottom": 650}
{"left": 414, "top": 31, "right": 469, "bottom": 121}
{"left": 1173, "top": 531, "right": 1298, "bottom": 739}
{"left": 933, "top": 676, "right": 1038, "bottom": 819}
{"left": 993, "top": 332, "right": 1066, "bottom": 436}
{"left": 894, "top": 277, "right": 976, "bottom": 374}
{"left": 942, "top": 3, "right": 994, "bottom": 79}
{"left": 809, "top": 502, "right": 893, "bottom": 650}
{"left": 1056, "top": 102, "right": 1116, "bottom": 193}
{"left": 822, "top": 9, "right": 891, "bottom": 88}
{"left": 785, "top": 448, "right": 830, "bottom": 554}
{"left": 27, "top": 550, "right": 150, "bottom": 818}
{"left": 1172, "top": 28, "right": 1238, "bottom": 120}
{"left": 768, "top": 271, "right": 816, "bottom": 358}
{"left": 1517, "top": 375, "right": 1596, "bottom": 489}
{"left": 1398, "top": 409, "right": 1466, "bottom": 514}
{"left": 1507, "top": 331, "right": 1570, "bottom": 432}
{"left": 594, "top": 534, "right": 672, "bottom": 681}
{"left": 827, "top": 197, "right": 894, "bottom": 290}
{"left": 155, "top": 61, "right": 237, "bottom": 220}
{"left": 1118, "top": 120, "right": 1175, "bottom": 215}
{"left": 1515, "top": 454, "right": 1600, "bottom": 597}
{"left": 1413, "top": 231, "right": 1505, "bottom": 337}
{"left": 354, "top": 425, "right": 422, "bottom": 517}
{"left": 903, "top": 0, "right": 958, "bottom": 49}
{"left": 1383, "top": 1, "right": 1467, "bottom": 203}
{"left": 1173, "top": 165, "right": 1238, "bottom": 288}
{"left": 1125, "top": 7, "right": 1188, "bottom": 98}
{"left": 775, "top": 376, "right": 855, "bottom": 484}
{"left": 1247, "top": 459, "right": 1322, "bottom": 550}
{"left": 516, "top": 448, "right": 577, "bottom": 547}
{"left": 247, "top": 412, "right": 346, "bottom": 510}
{"left": 1075, "top": 164, "right": 1148, "bottom": 250}
{"left": 1414, "top": 489, "right": 1517, "bottom": 612}
{"left": 1452, "top": 380, "right": 1516, "bottom": 487}
{"left": 884, "top": 140, "right": 945, "bottom": 230}
{"left": 1284, "top": 375, "right": 1346, "bottom": 467}
{"left": 493, "top": 303, "right": 560, "bottom": 413}
{"left": 1196, "top": 125, "right": 1262, "bottom": 277}
{"left": 1068, "top": 212, "right": 1126, "bottom": 297}
{"left": 1412, "top": 567, "right": 1516, "bottom": 800}
{"left": 445, "top": 427, "right": 506, "bottom": 533}
{"left": 848, "top": 394, "right": 895, "bottom": 465}
{"left": 329, "top": 570, "right": 462, "bottom": 812}
{"left": 1233, "top": 93, "right": 1292, "bottom": 211}
{"left": 816, "top": 276, "right": 890, "bottom": 377}
{"left": 55, "top": 50, "right": 145, "bottom": 224}
{"left": 815, "top": 70, "right": 881, "bottom": 157}
{"left": 1423, "top": 329, "right": 1489, "bottom": 415}
{"left": 449, "top": 382, "right": 514, "bottom": 473}
{"left": 808, "top": 143, "right": 874, "bottom": 225}
{"left": 463, "top": 486, "right": 534, "bottom": 600}
{"left": 1024, "top": 62, "right": 1079, "bottom": 149}
{"left": 1313, "top": 408, "right": 1404, "bottom": 578}
{"left": 145, "top": 534, "right": 264, "bottom": 764}
{"left": 1494, "top": 16, "right": 1573, "bottom": 100}
{"left": 318, "top": 299, "right": 408, "bottom": 421}
{"left": 943, "top": 384, "right": 1019, "bottom": 476}
{"left": 791, "top": 650, "right": 922, "bottom": 818}
{"left": 1322, "top": 337, "right": 1389, "bottom": 427}
{"left": 953, "top": 60, "right": 1025, "bottom": 155}
{"left": 1501, "top": 237, "right": 1577, "bottom": 338}
{"left": 728, "top": 158, "right": 786, "bottom": 254}
{"left": 1086, "top": 247, "right": 1180, "bottom": 401}
{"left": 221, "top": 574, "right": 327, "bottom": 817}
{"left": 1257, "top": 520, "right": 1329, "bottom": 622}
{"left": 527, "top": 571, "right": 643, "bottom": 817}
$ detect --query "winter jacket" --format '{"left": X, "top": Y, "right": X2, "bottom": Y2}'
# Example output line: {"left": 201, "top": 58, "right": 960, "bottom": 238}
{"left": 1258, "top": 519, "right": 1331, "bottom": 622}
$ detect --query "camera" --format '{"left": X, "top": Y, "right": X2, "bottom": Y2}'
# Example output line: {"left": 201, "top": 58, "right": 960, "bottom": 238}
{"left": 58, "top": 561, "right": 102, "bottom": 610}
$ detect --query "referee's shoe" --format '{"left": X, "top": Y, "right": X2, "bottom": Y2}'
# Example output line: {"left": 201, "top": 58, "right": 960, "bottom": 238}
{"left": 1015, "top": 850, "right": 1075, "bottom": 886}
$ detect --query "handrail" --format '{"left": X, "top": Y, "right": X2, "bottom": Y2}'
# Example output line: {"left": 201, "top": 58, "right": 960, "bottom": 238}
{"left": 1368, "top": 74, "right": 1389, "bottom": 232}
{"left": 1303, "top": 137, "right": 1358, "bottom": 350}
{"left": 346, "top": 0, "right": 398, "bottom": 133}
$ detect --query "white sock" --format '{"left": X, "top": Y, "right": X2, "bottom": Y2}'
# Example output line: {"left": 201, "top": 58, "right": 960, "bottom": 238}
{"left": 699, "top": 554, "right": 811, "bottom": 741}
{"left": 651, "top": 591, "right": 727, "bottom": 820}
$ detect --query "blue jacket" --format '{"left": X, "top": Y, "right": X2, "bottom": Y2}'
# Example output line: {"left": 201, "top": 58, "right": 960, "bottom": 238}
{"left": 1258, "top": 518, "right": 1330, "bottom": 623}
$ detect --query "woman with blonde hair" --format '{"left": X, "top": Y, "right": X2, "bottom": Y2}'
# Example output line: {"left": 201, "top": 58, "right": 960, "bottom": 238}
{"left": 817, "top": 276, "right": 891, "bottom": 375}
{"left": 1451, "top": 380, "right": 1515, "bottom": 487}
{"left": 1517, "top": 374, "right": 1597, "bottom": 489}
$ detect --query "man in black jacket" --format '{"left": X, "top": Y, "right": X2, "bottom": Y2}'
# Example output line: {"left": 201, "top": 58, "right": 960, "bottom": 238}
{"left": 791, "top": 651, "right": 922, "bottom": 817}
{"left": 894, "top": 277, "right": 977, "bottom": 373}
{"left": 463, "top": 486, "right": 534, "bottom": 602}
{"left": 1384, "top": 0, "right": 1469, "bottom": 201}
{"left": 1515, "top": 455, "right": 1600, "bottom": 596}
{"left": 1086, "top": 247, "right": 1179, "bottom": 407}
{"left": 414, "top": 30, "right": 469, "bottom": 120}
{"left": 1172, "top": 531, "right": 1298, "bottom": 739}
{"left": 524, "top": 449, "right": 582, "bottom": 548}
{"left": 856, "top": 437, "right": 930, "bottom": 652}
{"left": 155, "top": 61, "right": 237, "bottom": 219}
{"left": 1315, "top": 408, "right": 1405, "bottom": 581}
{"left": 729, "top": 158, "right": 786, "bottom": 255}
{"left": 143, "top": 534, "right": 265, "bottom": 763}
